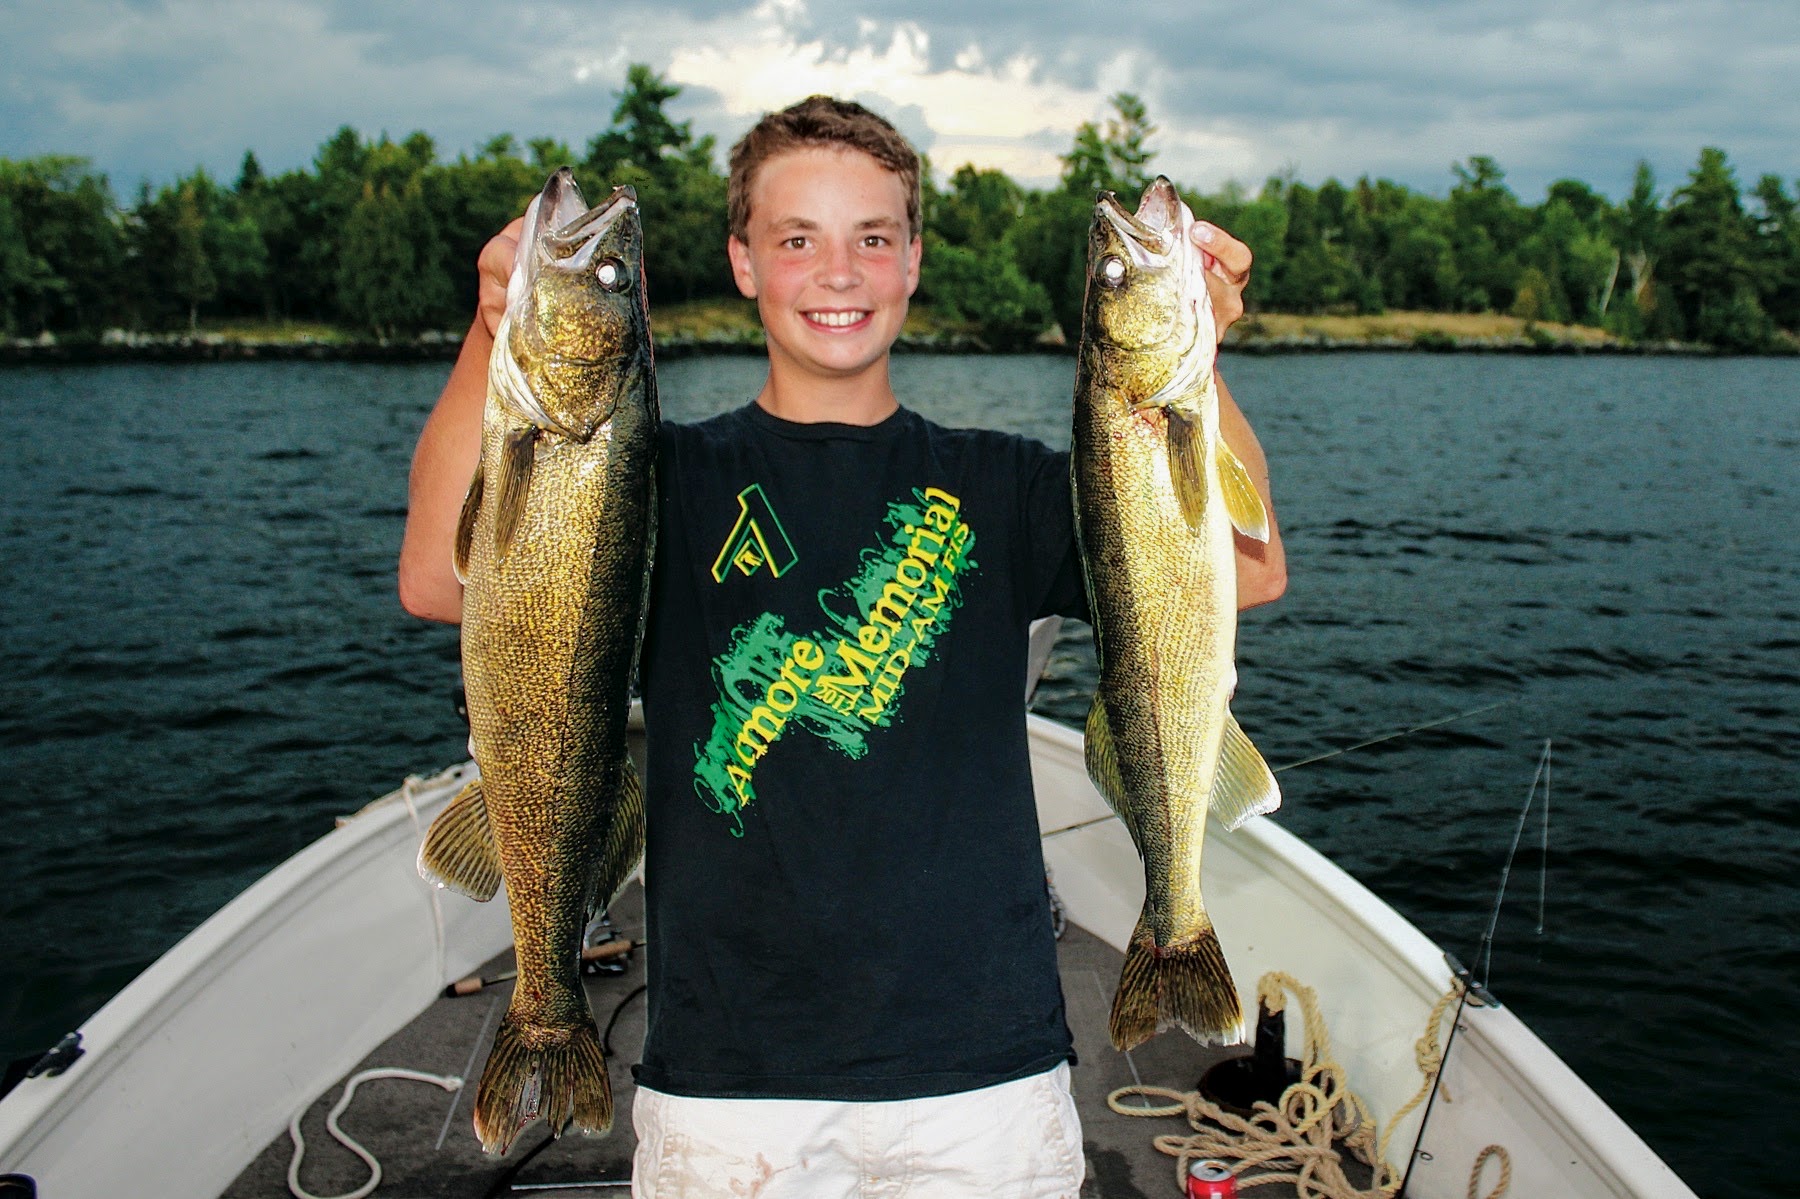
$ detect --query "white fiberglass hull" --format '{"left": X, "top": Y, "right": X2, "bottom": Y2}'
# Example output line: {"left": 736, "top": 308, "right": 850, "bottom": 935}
{"left": 0, "top": 717, "right": 1693, "bottom": 1198}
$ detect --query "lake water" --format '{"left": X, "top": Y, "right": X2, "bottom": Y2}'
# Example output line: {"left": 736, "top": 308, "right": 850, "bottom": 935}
{"left": 2, "top": 353, "right": 1795, "bottom": 1196}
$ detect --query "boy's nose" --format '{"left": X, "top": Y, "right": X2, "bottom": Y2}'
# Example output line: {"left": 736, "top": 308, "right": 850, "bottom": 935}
{"left": 816, "top": 241, "right": 861, "bottom": 288}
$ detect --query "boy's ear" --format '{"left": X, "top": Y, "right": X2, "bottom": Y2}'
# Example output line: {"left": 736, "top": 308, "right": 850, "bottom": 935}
{"left": 906, "top": 234, "right": 922, "bottom": 297}
{"left": 728, "top": 235, "right": 758, "bottom": 299}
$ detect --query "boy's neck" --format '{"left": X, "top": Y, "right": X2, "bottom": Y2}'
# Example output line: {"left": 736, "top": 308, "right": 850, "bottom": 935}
{"left": 752, "top": 356, "right": 901, "bottom": 425}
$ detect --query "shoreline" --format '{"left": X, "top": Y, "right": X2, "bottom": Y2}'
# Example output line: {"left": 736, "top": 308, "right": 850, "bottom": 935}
{"left": 0, "top": 319, "right": 1772, "bottom": 364}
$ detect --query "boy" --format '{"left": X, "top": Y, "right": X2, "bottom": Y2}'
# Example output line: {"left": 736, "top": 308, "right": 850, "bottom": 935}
{"left": 399, "top": 96, "right": 1282, "bottom": 1198}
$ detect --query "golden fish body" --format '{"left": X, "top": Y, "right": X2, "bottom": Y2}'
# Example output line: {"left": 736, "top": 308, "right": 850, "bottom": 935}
{"left": 419, "top": 169, "right": 655, "bottom": 1154}
{"left": 1071, "top": 177, "right": 1277, "bottom": 1051}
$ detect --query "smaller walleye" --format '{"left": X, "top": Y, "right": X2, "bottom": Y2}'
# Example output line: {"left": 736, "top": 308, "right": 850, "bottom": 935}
{"left": 417, "top": 169, "right": 656, "bottom": 1155}
{"left": 1071, "top": 177, "right": 1279, "bottom": 1052}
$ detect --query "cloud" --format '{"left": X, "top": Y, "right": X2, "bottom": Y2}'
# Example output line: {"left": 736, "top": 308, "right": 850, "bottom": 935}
{"left": 1, "top": 0, "right": 1795, "bottom": 203}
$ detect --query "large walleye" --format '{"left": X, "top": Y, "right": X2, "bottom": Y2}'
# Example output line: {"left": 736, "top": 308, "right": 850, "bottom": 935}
{"left": 1072, "top": 177, "right": 1279, "bottom": 1052}
{"left": 416, "top": 169, "right": 655, "bottom": 1154}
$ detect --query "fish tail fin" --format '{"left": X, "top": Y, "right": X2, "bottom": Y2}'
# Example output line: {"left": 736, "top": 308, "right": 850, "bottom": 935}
{"left": 1109, "top": 911, "right": 1244, "bottom": 1051}
{"left": 472, "top": 1015, "right": 613, "bottom": 1155}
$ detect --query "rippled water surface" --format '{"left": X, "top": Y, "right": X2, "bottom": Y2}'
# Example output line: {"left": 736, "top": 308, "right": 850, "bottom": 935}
{"left": 2, "top": 354, "right": 1795, "bottom": 1196}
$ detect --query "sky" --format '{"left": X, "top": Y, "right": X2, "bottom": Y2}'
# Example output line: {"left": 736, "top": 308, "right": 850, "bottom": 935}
{"left": 3, "top": 0, "right": 1796, "bottom": 204}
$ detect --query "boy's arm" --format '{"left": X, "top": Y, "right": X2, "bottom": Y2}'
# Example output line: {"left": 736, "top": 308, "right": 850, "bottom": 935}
{"left": 397, "top": 219, "right": 524, "bottom": 624}
{"left": 1218, "top": 374, "right": 1285, "bottom": 609}
{"left": 1194, "top": 221, "right": 1285, "bottom": 611}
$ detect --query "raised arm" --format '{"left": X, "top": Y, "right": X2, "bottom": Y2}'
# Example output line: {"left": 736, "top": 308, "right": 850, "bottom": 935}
{"left": 396, "top": 218, "right": 523, "bottom": 623}
{"left": 1193, "top": 220, "right": 1286, "bottom": 611}
{"left": 1218, "top": 374, "right": 1285, "bottom": 609}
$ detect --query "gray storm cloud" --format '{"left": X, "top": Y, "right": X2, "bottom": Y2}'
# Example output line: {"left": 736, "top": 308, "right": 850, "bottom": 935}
{"left": 1, "top": 0, "right": 1793, "bottom": 200}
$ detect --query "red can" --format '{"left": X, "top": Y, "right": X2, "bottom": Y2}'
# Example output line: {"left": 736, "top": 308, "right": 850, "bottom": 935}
{"left": 1186, "top": 1159, "right": 1238, "bottom": 1199}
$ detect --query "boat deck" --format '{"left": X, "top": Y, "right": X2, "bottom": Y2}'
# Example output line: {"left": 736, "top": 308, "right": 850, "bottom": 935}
{"left": 222, "top": 882, "right": 1319, "bottom": 1198}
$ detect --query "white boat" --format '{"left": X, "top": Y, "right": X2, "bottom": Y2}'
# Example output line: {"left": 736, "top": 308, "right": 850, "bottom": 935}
{"left": 0, "top": 696, "right": 1696, "bottom": 1198}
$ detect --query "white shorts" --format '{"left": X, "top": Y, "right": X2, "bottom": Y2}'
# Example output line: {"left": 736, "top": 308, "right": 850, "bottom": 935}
{"left": 629, "top": 1062, "right": 1085, "bottom": 1198}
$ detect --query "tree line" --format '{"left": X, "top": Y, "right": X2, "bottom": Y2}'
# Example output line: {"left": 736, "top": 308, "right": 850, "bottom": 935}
{"left": 3, "top": 66, "right": 1796, "bottom": 351}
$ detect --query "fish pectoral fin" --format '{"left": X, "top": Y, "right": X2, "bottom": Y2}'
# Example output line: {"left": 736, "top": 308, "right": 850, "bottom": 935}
{"left": 1211, "top": 712, "right": 1281, "bottom": 830}
{"left": 494, "top": 427, "right": 538, "bottom": 563}
{"left": 589, "top": 756, "right": 647, "bottom": 920}
{"left": 452, "top": 451, "right": 484, "bottom": 585}
{"left": 1165, "top": 408, "right": 1209, "bottom": 534}
{"left": 1216, "top": 442, "right": 1270, "bottom": 543}
{"left": 416, "top": 778, "right": 502, "bottom": 901}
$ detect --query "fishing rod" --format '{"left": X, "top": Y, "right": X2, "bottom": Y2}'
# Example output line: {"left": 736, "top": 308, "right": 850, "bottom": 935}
{"left": 1038, "top": 698, "right": 1512, "bottom": 842}
{"left": 1398, "top": 738, "right": 1552, "bottom": 1196}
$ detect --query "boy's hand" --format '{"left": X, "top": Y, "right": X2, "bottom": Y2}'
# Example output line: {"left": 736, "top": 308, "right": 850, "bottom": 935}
{"left": 1192, "top": 221, "right": 1253, "bottom": 346}
{"left": 477, "top": 216, "right": 525, "bottom": 339}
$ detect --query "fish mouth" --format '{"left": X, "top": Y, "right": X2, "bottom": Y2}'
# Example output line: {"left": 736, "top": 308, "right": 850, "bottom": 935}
{"left": 536, "top": 174, "right": 637, "bottom": 269}
{"left": 1098, "top": 176, "right": 1182, "bottom": 266}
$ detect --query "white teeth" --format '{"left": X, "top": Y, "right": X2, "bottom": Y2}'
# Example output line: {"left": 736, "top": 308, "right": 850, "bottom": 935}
{"left": 807, "top": 311, "right": 867, "bottom": 328}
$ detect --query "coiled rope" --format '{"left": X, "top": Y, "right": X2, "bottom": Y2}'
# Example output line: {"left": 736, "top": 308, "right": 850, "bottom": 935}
{"left": 287, "top": 1067, "right": 464, "bottom": 1199}
{"left": 1107, "top": 971, "right": 1509, "bottom": 1198}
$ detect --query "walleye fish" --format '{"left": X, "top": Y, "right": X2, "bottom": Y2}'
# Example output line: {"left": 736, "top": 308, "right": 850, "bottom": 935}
{"left": 417, "top": 169, "right": 655, "bottom": 1154}
{"left": 1071, "top": 177, "right": 1279, "bottom": 1052}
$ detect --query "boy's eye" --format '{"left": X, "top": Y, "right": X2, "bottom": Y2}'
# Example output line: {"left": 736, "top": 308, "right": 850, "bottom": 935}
{"left": 783, "top": 236, "right": 809, "bottom": 250}
{"left": 862, "top": 235, "right": 888, "bottom": 248}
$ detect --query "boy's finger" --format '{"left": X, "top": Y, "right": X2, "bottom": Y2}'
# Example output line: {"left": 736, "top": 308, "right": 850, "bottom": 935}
{"left": 1193, "top": 221, "right": 1252, "bottom": 286}
{"left": 476, "top": 217, "right": 526, "bottom": 337}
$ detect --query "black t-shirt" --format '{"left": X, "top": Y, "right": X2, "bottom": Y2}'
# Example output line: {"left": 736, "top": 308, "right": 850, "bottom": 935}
{"left": 634, "top": 401, "right": 1086, "bottom": 1100}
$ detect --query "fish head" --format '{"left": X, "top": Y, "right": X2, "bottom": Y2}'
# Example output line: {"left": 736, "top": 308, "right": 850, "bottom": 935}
{"left": 1081, "top": 177, "right": 1214, "bottom": 408}
{"left": 505, "top": 169, "right": 650, "bottom": 441}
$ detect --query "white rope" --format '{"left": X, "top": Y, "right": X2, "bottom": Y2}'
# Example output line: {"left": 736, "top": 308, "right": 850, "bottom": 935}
{"left": 1108, "top": 971, "right": 1510, "bottom": 1199}
{"left": 287, "top": 1067, "right": 464, "bottom": 1199}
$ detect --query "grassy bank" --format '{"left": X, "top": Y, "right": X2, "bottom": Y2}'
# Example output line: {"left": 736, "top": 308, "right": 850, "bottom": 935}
{"left": 1228, "top": 310, "right": 1636, "bottom": 351}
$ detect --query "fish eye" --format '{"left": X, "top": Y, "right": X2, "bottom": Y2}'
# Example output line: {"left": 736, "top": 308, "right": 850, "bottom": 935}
{"left": 1098, "top": 255, "right": 1127, "bottom": 289}
{"left": 596, "top": 258, "right": 630, "bottom": 293}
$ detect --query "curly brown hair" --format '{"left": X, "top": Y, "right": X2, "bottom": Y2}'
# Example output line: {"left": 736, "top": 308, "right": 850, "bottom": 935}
{"left": 727, "top": 95, "right": 922, "bottom": 242}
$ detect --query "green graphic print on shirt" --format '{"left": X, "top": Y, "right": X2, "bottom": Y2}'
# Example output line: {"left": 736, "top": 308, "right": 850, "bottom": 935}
{"left": 692, "top": 486, "right": 977, "bottom": 834}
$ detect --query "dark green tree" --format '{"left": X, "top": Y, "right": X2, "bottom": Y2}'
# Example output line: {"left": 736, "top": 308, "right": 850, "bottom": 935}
{"left": 1060, "top": 93, "right": 1157, "bottom": 198}
{"left": 337, "top": 179, "right": 451, "bottom": 338}
{"left": 1750, "top": 174, "right": 1800, "bottom": 333}
{"left": 929, "top": 164, "right": 1026, "bottom": 248}
{"left": 1662, "top": 147, "right": 1772, "bottom": 348}
{"left": 1009, "top": 188, "right": 1095, "bottom": 343}
{"left": 1447, "top": 156, "right": 1525, "bottom": 312}
{"left": 1599, "top": 161, "right": 1665, "bottom": 338}
{"left": 917, "top": 232, "right": 1051, "bottom": 348}
{"left": 586, "top": 64, "right": 692, "bottom": 183}
{"left": 0, "top": 156, "right": 124, "bottom": 334}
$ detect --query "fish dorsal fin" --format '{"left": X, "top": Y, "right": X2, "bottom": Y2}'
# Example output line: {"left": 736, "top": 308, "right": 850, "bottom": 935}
{"left": 452, "top": 451, "right": 484, "bottom": 585}
{"left": 494, "top": 427, "right": 537, "bottom": 563}
{"left": 589, "top": 756, "right": 647, "bottom": 920}
{"left": 1166, "top": 408, "right": 1208, "bottom": 533}
{"left": 416, "top": 777, "right": 501, "bottom": 900}
{"left": 1085, "top": 698, "right": 1142, "bottom": 849}
{"left": 1216, "top": 442, "right": 1269, "bottom": 543}
{"left": 1210, "top": 712, "right": 1280, "bottom": 830}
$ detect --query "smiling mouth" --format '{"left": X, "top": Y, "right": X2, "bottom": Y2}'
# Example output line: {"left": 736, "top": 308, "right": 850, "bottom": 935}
{"left": 803, "top": 310, "right": 872, "bottom": 329}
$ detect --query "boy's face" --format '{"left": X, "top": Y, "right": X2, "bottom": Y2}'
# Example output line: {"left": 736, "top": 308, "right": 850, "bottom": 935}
{"left": 727, "top": 146, "right": 922, "bottom": 388}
